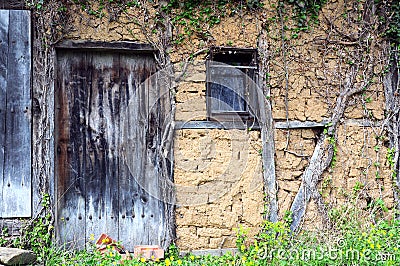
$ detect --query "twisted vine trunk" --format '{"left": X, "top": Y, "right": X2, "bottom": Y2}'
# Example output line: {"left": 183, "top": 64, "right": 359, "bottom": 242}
{"left": 31, "top": 2, "right": 64, "bottom": 219}
{"left": 383, "top": 47, "right": 400, "bottom": 219}
{"left": 154, "top": 3, "right": 176, "bottom": 247}
{"left": 290, "top": 63, "right": 374, "bottom": 231}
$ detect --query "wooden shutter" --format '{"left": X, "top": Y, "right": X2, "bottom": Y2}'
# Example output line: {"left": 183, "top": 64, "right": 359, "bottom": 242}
{"left": 0, "top": 10, "right": 32, "bottom": 218}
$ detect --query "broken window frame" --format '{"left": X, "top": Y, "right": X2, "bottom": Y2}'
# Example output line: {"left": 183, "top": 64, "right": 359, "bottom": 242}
{"left": 206, "top": 47, "right": 259, "bottom": 123}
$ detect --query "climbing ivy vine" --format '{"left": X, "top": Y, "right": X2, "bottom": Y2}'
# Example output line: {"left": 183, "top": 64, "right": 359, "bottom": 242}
{"left": 283, "top": 0, "right": 327, "bottom": 31}
{"left": 161, "top": 0, "right": 264, "bottom": 44}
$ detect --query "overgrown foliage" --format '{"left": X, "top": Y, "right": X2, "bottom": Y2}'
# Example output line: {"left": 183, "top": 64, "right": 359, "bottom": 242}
{"left": 282, "top": 0, "right": 327, "bottom": 31}
{"left": 161, "top": 0, "right": 263, "bottom": 44}
{"left": 380, "top": 0, "right": 400, "bottom": 45}
{"left": 0, "top": 194, "right": 54, "bottom": 263}
{"left": 3, "top": 209, "right": 398, "bottom": 265}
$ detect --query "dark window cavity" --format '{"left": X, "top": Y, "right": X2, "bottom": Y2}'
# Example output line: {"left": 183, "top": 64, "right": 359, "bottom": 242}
{"left": 206, "top": 47, "right": 258, "bottom": 122}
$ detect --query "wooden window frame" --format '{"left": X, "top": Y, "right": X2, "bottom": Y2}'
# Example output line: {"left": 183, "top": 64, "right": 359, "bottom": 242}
{"left": 206, "top": 47, "right": 258, "bottom": 122}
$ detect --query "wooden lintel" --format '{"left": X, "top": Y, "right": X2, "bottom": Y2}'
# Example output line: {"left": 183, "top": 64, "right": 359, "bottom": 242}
{"left": 0, "top": 0, "right": 26, "bottom": 9}
{"left": 55, "top": 40, "right": 155, "bottom": 53}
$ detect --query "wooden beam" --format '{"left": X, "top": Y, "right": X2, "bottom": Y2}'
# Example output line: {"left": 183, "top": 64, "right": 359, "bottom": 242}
{"left": 0, "top": 9, "right": 9, "bottom": 218}
{"left": 209, "top": 65, "right": 258, "bottom": 69}
{"left": 175, "top": 120, "right": 324, "bottom": 130}
{"left": 257, "top": 32, "right": 278, "bottom": 223}
{"left": 275, "top": 119, "right": 383, "bottom": 129}
{"left": 1, "top": 10, "right": 31, "bottom": 218}
{"left": 175, "top": 119, "right": 382, "bottom": 131}
{"left": 275, "top": 120, "right": 328, "bottom": 129}
{"left": 55, "top": 40, "right": 155, "bottom": 53}
{"left": 175, "top": 120, "right": 260, "bottom": 130}
{"left": 0, "top": 0, "right": 26, "bottom": 10}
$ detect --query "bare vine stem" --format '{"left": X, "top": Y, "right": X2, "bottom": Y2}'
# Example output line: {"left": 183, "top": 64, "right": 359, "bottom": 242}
{"left": 278, "top": 3, "right": 291, "bottom": 153}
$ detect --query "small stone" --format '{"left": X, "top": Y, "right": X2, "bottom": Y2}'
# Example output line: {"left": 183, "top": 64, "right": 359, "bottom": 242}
{"left": 0, "top": 247, "right": 36, "bottom": 266}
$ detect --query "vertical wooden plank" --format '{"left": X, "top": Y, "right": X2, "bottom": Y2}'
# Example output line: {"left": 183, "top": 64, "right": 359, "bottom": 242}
{"left": 144, "top": 68, "right": 166, "bottom": 246}
{"left": 55, "top": 51, "right": 87, "bottom": 248}
{"left": 257, "top": 39, "right": 278, "bottom": 222}
{"left": 1, "top": 10, "right": 31, "bottom": 218}
{"left": 102, "top": 52, "right": 120, "bottom": 239}
{"left": 84, "top": 52, "right": 119, "bottom": 241}
{"left": 83, "top": 51, "right": 104, "bottom": 241}
{"left": 118, "top": 54, "right": 163, "bottom": 249}
{"left": 82, "top": 51, "right": 100, "bottom": 242}
{"left": 0, "top": 10, "right": 9, "bottom": 218}
{"left": 118, "top": 54, "right": 147, "bottom": 248}
{"left": 55, "top": 51, "right": 69, "bottom": 245}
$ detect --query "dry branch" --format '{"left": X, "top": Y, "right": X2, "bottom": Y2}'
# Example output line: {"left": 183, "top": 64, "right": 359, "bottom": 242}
{"left": 383, "top": 47, "right": 400, "bottom": 218}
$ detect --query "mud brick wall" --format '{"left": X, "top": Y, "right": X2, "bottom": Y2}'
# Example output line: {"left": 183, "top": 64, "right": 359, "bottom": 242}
{"left": 174, "top": 129, "right": 264, "bottom": 250}
{"left": 64, "top": 0, "right": 395, "bottom": 251}
{"left": 276, "top": 125, "right": 395, "bottom": 231}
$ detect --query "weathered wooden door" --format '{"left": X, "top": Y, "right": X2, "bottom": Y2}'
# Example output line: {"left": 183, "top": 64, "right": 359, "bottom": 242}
{"left": 0, "top": 10, "right": 31, "bottom": 218}
{"left": 55, "top": 48, "right": 170, "bottom": 250}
